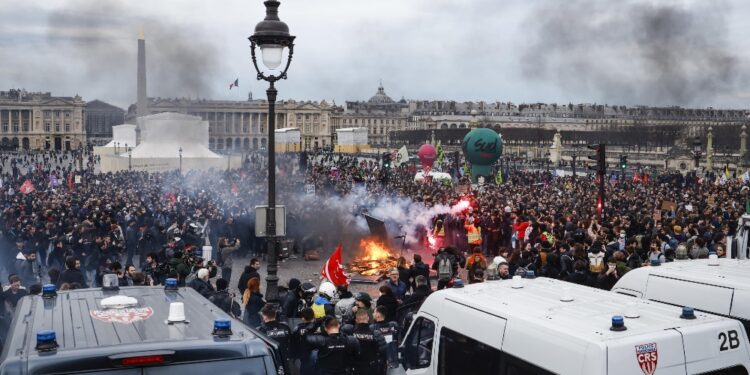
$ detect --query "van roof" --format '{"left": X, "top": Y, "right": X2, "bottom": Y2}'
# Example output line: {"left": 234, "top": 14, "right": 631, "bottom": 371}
{"left": 632, "top": 259, "right": 750, "bottom": 289}
{"left": 0, "top": 286, "right": 273, "bottom": 372}
{"left": 424, "top": 277, "right": 728, "bottom": 343}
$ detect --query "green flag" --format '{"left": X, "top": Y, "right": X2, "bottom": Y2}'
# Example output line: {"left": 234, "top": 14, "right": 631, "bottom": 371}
{"left": 463, "top": 162, "right": 471, "bottom": 178}
{"left": 495, "top": 171, "right": 503, "bottom": 185}
{"left": 436, "top": 141, "right": 444, "bottom": 166}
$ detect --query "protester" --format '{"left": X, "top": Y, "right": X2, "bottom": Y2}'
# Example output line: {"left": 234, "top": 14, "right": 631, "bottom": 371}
{"left": 242, "top": 277, "right": 265, "bottom": 328}
{"left": 209, "top": 278, "right": 241, "bottom": 318}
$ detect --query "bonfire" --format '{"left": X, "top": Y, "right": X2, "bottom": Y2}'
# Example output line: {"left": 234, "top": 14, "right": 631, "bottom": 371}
{"left": 348, "top": 239, "right": 401, "bottom": 277}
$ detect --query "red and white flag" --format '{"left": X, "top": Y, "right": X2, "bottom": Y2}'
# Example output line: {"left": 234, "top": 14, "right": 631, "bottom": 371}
{"left": 19, "top": 179, "right": 35, "bottom": 194}
{"left": 320, "top": 244, "right": 349, "bottom": 286}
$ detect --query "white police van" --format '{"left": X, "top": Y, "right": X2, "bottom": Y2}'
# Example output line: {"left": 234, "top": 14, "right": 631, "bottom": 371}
{"left": 0, "top": 278, "right": 284, "bottom": 375}
{"left": 612, "top": 258, "right": 750, "bottom": 335}
{"left": 396, "top": 277, "right": 750, "bottom": 374}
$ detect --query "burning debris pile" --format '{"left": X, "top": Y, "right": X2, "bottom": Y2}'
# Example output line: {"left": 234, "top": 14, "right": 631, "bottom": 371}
{"left": 348, "top": 239, "right": 401, "bottom": 277}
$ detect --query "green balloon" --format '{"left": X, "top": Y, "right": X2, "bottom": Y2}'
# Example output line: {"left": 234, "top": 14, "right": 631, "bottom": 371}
{"left": 462, "top": 128, "right": 503, "bottom": 177}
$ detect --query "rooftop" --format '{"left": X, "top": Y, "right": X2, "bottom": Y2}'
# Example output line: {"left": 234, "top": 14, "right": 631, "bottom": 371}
{"left": 426, "top": 277, "right": 726, "bottom": 343}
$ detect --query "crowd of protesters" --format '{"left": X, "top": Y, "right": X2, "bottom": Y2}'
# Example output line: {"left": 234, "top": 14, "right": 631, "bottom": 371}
{"left": 0, "top": 147, "right": 747, "bottom": 374}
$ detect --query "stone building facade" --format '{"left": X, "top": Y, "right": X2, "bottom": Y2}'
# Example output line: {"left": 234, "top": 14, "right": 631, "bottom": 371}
{"left": 0, "top": 89, "right": 86, "bottom": 151}
{"left": 85, "top": 100, "right": 125, "bottom": 145}
{"left": 331, "top": 83, "right": 410, "bottom": 147}
{"left": 130, "top": 96, "right": 333, "bottom": 152}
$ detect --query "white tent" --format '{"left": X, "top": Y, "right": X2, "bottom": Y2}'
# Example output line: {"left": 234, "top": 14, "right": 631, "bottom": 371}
{"left": 131, "top": 112, "right": 220, "bottom": 159}
{"left": 103, "top": 124, "right": 137, "bottom": 149}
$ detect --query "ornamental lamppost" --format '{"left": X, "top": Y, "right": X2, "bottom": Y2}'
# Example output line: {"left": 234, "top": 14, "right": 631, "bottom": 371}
{"left": 179, "top": 146, "right": 183, "bottom": 174}
{"left": 249, "top": 0, "right": 295, "bottom": 304}
{"left": 128, "top": 147, "right": 132, "bottom": 170}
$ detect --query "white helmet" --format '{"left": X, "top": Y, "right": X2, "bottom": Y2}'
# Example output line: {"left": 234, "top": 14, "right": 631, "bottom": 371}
{"left": 493, "top": 256, "right": 507, "bottom": 265}
{"left": 318, "top": 281, "right": 337, "bottom": 299}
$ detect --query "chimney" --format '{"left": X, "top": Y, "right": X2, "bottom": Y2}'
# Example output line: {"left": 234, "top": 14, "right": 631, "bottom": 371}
{"left": 136, "top": 30, "right": 149, "bottom": 118}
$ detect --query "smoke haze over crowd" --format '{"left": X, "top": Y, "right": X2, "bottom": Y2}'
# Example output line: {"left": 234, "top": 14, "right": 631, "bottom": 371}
{"left": 1, "top": 0, "right": 749, "bottom": 108}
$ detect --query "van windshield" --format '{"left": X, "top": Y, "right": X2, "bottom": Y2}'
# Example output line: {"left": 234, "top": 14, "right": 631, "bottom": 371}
{"left": 54, "top": 358, "right": 269, "bottom": 375}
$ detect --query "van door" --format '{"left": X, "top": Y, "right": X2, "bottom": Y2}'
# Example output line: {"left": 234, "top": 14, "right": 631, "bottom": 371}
{"left": 677, "top": 320, "right": 750, "bottom": 375}
{"left": 607, "top": 329, "right": 686, "bottom": 375}
{"left": 397, "top": 314, "right": 438, "bottom": 375}
{"left": 645, "top": 275, "right": 734, "bottom": 315}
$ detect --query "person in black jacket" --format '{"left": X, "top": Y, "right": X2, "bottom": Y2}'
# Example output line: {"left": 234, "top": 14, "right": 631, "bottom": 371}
{"left": 257, "top": 305, "right": 292, "bottom": 372}
{"left": 208, "top": 278, "right": 241, "bottom": 317}
{"left": 56, "top": 256, "right": 88, "bottom": 289}
{"left": 375, "top": 285, "right": 399, "bottom": 323}
{"left": 291, "top": 308, "right": 319, "bottom": 375}
{"left": 342, "top": 309, "right": 386, "bottom": 375}
{"left": 188, "top": 268, "right": 215, "bottom": 299}
{"left": 408, "top": 254, "right": 430, "bottom": 291}
{"left": 565, "top": 260, "right": 595, "bottom": 287}
{"left": 305, "top": 316, "right": 360, "bottom": 375}
{"left": 237, "top": 258, "right": 260, "bottom": 295}
{"left": 280, "top": 278, "right": 302, "bottom": 321}
{"left": 371, "top": 305, "right": 400, "bottom": 372}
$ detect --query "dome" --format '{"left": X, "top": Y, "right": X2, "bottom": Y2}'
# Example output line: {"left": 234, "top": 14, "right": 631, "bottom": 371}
{"left": 368, "top": 82, "right": 395, "bottom": 104}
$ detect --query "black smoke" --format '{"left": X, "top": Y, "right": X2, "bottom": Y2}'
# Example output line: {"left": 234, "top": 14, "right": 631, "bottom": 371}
{"left": 520, "top": 0, "right": 747, "bottom": 107}
{"left": 45, "top": 0, "right": 226, "bottom": 104}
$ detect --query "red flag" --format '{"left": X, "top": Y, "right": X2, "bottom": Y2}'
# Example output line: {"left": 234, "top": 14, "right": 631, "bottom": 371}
{"left": 230, "top": 183, "right": 239, "bottom": 194}
{"left": 67, "top": 173, "right": 74, "bottom": 191}
{"left": 19, "top": 179, "right": 35, "bottom": 194}
{"left": 320, "top": 244, "right": 349, "bottom": 286}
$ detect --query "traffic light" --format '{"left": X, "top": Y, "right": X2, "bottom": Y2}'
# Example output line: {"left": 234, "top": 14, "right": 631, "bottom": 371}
{"left": 619, "top": 155, "right": 627, "bottom": 170}
{"left": 587, "top": 144, "right": 606, "bottom": 174}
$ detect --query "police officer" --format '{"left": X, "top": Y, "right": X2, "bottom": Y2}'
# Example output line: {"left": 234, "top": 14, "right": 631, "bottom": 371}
{"left": 305, "top": 316, "right": 359, "bottom": 375}
{"left": 257, "top": 305, "right": 293, "bottom": 372}
{"left": 291, "top": 308, "right": 319, "bottom": 375}
{"left": 371, "top": 305, "right": 400, "bottom": 374}
{"left": 342, "top": 309, "right": 387, "bottom": 375}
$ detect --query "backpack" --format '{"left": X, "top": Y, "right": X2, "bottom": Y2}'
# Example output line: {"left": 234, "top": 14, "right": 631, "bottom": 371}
{"left": 469, "top": 255, "right": 485, "bottom": 274}
{"left": 438, "top": 255, "right": 452, "bottom": 281}
{"left": 588, "top": 252, "right": 605, "bottom": 273}
{"left": 538, "top": 251, "right": 548, "bottom": 268}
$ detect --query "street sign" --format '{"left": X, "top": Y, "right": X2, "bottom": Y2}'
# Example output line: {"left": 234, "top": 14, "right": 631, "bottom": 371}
{"left": 255, "top": 205, "right": 286, "bottom": 237}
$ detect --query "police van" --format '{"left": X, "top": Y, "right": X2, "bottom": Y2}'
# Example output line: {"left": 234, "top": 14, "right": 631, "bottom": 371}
{"left": 0, "top": 278, "right": 284, "bottom": 375}
{"left": 612, "top": 258, "right": 750, "bottom": 335}
{"left": 396, "top": 277, "right": 750, "bottom": 374}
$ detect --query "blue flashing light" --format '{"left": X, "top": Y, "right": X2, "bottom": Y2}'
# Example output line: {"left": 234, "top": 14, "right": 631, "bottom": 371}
{"left": 36, "top": 330, "right": 59, "bottom": 351}
{"left": 213, "top": 319, "right": 233, "bottom": 337}
{"left": 610, "top": 315, "right": 627, "bottom": 331}
{"left": 42, "top": 284, "right": 57, "bottom": 299}
{"left": 681, "top": 306, "right": 696, "bottom": 319}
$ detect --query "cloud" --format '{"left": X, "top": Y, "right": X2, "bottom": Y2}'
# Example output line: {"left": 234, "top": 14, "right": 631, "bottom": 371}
{"left": 519, "top": 0, "right": 749, "bottom": 107}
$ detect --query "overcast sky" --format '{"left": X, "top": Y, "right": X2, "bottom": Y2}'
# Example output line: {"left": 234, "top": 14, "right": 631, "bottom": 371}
{"left": 1, "top": 0, "right": 749, "bottom": 110}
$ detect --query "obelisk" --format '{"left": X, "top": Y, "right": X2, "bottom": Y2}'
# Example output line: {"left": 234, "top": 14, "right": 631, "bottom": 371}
{"left": 136, "top": 30, "right": 149, "bottom": 118}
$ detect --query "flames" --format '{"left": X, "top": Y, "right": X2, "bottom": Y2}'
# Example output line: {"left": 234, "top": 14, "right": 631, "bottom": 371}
{"left": 360, "top": 239, "right": 392, "bottom": 261}
{"left": 348, "top": 239, "right": 400, "bottom": 277}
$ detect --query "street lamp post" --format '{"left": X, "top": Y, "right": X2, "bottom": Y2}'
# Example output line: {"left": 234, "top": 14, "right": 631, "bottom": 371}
{"left": 179, "top": 146, "right": 183, "bottom": 175}
{"left": 128, "top": 147, "right": 132, "bottom": 170}
{"left": 249, "top": 0, "right": 295, "bottom": 305}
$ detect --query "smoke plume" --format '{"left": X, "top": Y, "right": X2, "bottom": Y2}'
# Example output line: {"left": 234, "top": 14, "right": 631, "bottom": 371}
{"left": 45, "top": 0, "right": 226, "bottom": 104}
{"left": 520, "top": 0, "right": 747, "bottom": 106}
